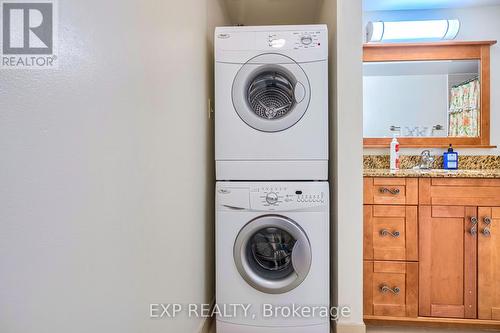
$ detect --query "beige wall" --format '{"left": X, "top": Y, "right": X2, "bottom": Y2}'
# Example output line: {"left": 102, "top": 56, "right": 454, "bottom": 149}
{"left": 318, "top": 0, "right": 338, "bottom": 326}
{"left": 0, "top": 0, "right": 229, "bottom": 332}
{"left": 320, "top": 0, "right": 365, "bottom": 332}
{"left": 223, "top": 0, "right": 322, "bottom": 25}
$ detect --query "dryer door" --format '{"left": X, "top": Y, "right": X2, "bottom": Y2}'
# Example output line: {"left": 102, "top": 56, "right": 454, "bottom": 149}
{"left": 232, "top": 53, "right": 311, "bottom": 132}
{"left": 233, "top": 215, "right": 312, "bottom": 294}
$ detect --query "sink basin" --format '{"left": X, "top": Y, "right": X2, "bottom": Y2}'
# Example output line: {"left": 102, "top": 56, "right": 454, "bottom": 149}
{"left": 412, "top": 168, "right": 451, "bottom": 173}
{"left": 411, "top": 168, "right": 484, "bottom": 175}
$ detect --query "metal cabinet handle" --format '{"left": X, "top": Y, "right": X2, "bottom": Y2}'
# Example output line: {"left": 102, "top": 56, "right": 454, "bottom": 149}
{"left": 379, "top": 229, "right": 401, "bottom": 238}
{"left": 379, "top": 187, "right": 400, "bottom": 195}
{"left": 482, "top": 217, "right": 492, "bottom": 237}
{"left": 380, "top": 285, "right": 400, "bottom": 295}
{"left": 470, "top": 216, "right": 478, "bottom": 236}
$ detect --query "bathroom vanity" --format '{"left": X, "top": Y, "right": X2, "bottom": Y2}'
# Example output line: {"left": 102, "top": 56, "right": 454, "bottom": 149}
{"left": 361, "top": 37, "right": 500, "bottom": 328}
{"left": 363, "top": 170, "right": 500, "bottom": 329}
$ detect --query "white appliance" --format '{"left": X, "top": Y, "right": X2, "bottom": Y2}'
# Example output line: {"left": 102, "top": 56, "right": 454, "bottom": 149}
{"left": 215, "top": 25, "right": 329, "bottom": 181}
{"left": 216, "top": 181, "right": 329, "bottom": 333}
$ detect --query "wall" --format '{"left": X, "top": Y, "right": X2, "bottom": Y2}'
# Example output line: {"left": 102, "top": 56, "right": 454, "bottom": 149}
{"left": 363, "top": 5, "right": 500, "bottom": 155}
{"left": 363, "top": 74, "right": 449, "bottom": 137}
{"left": 321, "top": 0, "right": 365, "bottom": 332}
{"left": 205, "top": 2, "right": 232, "bottom": 331}
{"left": 0, "top": 1, "right": 229, "bottom": 332}
{"left": 223, "top": 0, "right": 322, "bottom": 25}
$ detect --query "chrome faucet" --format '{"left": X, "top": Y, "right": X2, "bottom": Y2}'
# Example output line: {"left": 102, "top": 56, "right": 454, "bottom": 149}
{"left": 418, "top": 150, "right": 435, "bottom": 169}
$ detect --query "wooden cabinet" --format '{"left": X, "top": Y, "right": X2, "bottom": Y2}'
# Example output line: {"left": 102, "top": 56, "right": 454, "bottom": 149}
{"left": 364, "top": 177, "right": 500, "bottom": 329}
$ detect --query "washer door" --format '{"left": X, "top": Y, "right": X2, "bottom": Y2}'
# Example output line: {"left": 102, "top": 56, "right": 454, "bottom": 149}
{"left": 233, "top": 215, "right": 312, "bottom": 294}
{"left": 232, "top": 53, "right": 311, "bottom": 132}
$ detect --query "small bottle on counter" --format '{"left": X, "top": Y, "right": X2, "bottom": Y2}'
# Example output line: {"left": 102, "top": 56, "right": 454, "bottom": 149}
{"left": 443, "top": 144, "right": 459, "bottom": 170}
{"left": 390, "top": 135, "right": 400, "bottom": 171}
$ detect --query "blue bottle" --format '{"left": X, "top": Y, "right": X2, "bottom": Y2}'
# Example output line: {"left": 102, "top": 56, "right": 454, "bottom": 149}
{"left": 443, "top": 144, "right": 459, "bottom": 170}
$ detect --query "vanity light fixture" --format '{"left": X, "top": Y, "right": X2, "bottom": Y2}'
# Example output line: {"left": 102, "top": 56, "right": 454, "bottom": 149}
{"left": 366, "top": 19, "right": 460, "bottom": 42}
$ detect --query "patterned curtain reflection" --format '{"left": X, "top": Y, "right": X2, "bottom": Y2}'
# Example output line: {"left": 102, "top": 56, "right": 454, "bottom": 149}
{"left": 448, "top": 78, "right": 480, "bottom": 137}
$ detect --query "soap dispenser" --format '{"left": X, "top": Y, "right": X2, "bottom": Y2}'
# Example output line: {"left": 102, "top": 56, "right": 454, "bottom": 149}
{"left": 443, "top": 144, "right": 459, "bottom": 170}
{"left": 390, "top": 135, "right": 400, "bottom": 171}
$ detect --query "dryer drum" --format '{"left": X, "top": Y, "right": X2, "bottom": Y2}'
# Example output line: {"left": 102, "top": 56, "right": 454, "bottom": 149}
{"left": 247, "top": 71, "right": 295, "bottom": 119}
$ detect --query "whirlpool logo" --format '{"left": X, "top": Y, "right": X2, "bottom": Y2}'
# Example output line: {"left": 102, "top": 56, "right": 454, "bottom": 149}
{"left": 1, "top": 0, "right": 58, "bottom": 68}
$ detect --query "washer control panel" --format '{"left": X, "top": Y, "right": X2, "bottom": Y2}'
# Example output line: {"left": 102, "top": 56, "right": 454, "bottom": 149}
{"left": 250, "top": 185, "right": 327, "bottom": 211}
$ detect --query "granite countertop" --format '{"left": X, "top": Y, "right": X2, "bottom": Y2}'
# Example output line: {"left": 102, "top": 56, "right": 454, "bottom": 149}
{"left": 363, "top": 155, "right": 500, "bottom": 178}
{"left": 364, "top": 168, "right": 500, "bottom": 178}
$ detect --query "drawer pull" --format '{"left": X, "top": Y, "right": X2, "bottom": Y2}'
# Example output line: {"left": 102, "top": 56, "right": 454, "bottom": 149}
{"left": 380, "top": 285, "right": 400, "bottom": 295}
{"left": 379, "top": 187, "right": 400, "bottom": 195}
{"left": 379, "top": 229, "right": 401, "bottom": 238}
{"left": 482, "top": 217, "right": 493, "bottom": 237}
{"left": 470, "top": 216, "right": 478, "bottom": 236}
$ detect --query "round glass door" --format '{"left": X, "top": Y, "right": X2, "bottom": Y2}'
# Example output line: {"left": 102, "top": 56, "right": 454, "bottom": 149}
{"left": 232, "top": 53, "right": 311, "bottom": 132}
{"left": 234, "top": 215, "right": 312, "bottom": 294}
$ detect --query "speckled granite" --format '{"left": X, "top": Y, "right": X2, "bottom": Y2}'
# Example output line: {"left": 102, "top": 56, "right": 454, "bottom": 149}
{"left": 364, "top": 155, "right": 500, "bottom": 170}
{"left": 364, "top": 168, "right": 500, "bottom": 178}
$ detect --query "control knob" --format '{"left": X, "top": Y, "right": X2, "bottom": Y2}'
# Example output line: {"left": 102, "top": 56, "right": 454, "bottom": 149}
{"left": 301, "top": 36, "right": 313, "bottom": 45}
{"left": 266, "top": 192, "right": 279, "bottom": 204}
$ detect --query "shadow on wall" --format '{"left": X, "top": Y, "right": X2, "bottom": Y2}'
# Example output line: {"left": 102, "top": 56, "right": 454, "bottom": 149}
{"left": 222, "top": 0, "right": 325, "bottom": 25}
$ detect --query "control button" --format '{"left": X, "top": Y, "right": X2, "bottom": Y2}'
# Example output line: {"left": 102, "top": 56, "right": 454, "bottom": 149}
{"left": 266, "top": 192, "right": 279, "bottom": 204}
{"left": 301, "top": 36, "right": 313, "bottom": 45}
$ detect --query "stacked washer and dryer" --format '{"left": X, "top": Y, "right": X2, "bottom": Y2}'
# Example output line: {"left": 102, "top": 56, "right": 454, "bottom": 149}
{"left": 215, "top": 25, "right": 329, "bottom": 333}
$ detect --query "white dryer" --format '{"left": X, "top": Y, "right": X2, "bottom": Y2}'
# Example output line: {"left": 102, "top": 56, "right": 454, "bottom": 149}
{"left": 215, "top": 25, "right": 328, "bottom": 181}
{"left": 216, "top": 181, "right": 329, "bottom": 333}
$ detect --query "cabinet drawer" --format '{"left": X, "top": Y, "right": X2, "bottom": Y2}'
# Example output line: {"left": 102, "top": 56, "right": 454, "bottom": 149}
{"left": 364, "top": 261, "right": 418, "bottom": 317}
{"left": 364, "top": 178, "right": 418, "bottom": 205}
{"left": 364, "top": 205, "right": 418, "bottom": 261}
{"left": 420, "top": 178, "right": 500, "bottom": 206}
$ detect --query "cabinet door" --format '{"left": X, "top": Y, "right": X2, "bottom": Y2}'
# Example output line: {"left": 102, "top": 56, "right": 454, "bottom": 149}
{"left": 419, "top": 206, "right": 477, "bottom": 319}
{"left": 364, "top": 205, "right": 418, "bottom": 261}
{"left": 478, "top": 207, "right": 500, "bottom": 320}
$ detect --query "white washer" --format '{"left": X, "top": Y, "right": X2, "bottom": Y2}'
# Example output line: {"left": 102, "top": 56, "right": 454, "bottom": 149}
{"left": 215, "top": 25, "right": 328, "bottom": 181}
{"left": 216, "top": 181, "right": 329, "bottom": 333}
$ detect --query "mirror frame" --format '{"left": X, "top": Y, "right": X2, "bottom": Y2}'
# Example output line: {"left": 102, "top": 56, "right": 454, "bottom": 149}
{"left": 363, "top": 41, "right": 497, "bottom": 148}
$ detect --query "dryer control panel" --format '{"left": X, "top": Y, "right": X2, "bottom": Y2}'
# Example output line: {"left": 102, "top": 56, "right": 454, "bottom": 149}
{"left": 215, "top": 25, "right": 328, "bottom": 63}
{"left": 258, "top": 30, "right": 324, "bottom": 51}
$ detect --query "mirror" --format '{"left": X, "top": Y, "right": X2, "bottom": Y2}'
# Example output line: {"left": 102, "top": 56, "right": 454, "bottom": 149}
{"left": 362, "top": 41, "right": 496, "bottom": 148}
{"left": 363, "top": 59, "right": 480, "bottom": 138}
